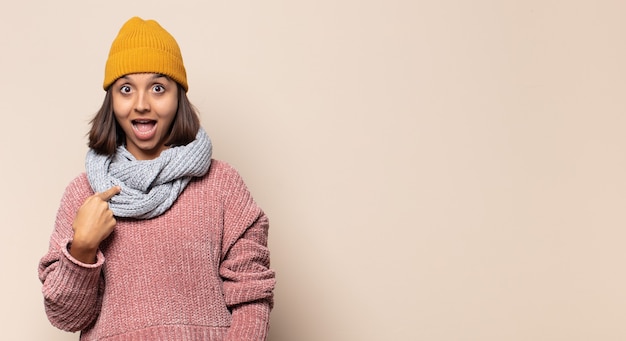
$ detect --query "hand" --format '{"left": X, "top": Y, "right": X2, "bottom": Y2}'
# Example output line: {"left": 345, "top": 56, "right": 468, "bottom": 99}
{"left": 69, "top": 186, "right": 121, "bottom": 264}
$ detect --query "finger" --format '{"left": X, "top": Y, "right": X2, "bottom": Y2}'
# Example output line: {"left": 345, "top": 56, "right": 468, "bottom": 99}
{"left": 96, "top": 186, "right": 121, "bottom": 201}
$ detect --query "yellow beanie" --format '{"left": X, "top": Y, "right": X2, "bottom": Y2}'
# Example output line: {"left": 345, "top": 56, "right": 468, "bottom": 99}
{"left": 103, "top": 17, "right": 188, "bottom": 92}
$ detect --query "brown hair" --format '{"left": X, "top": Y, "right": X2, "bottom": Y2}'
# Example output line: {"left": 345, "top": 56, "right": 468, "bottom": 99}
{"left": 88, "top": 83, "right": 200, "bottom": 156}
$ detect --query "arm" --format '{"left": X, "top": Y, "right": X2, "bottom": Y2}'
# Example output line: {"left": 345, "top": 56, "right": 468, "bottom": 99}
{"left": 219, "top": 167, "right": 275, "bottom": 341}
{"left": 38, "top": 176, "right": 118, "bottom": 332}
{"left": 38, "top": 239, "right": 105, "bottom": 332}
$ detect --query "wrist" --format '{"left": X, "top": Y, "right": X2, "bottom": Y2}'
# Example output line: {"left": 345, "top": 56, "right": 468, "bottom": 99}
{"left": 69, "top": 241, "right": 98, "bottom": 264}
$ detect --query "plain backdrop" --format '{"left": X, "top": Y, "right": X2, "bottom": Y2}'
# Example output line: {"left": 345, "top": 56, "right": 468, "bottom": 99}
{"left": 1, "top": 1, "right": 626, "bottom": 340}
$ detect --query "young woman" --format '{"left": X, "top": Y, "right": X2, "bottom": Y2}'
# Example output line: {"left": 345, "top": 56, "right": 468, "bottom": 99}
{"left": 38, "top": 17, "right": 275, "bottom": 340}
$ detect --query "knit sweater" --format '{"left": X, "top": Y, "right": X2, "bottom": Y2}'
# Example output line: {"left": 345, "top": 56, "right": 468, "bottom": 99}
{"left": 38, "top": 160, "right": 275, "bottom": 341}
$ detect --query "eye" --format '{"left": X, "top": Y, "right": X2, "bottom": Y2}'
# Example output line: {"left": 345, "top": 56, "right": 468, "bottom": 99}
{"left": 120, "top": 85, "right": 131, "bottom": 94}
{"left": 152, "top": 84, "right": 165, "bottom": 93}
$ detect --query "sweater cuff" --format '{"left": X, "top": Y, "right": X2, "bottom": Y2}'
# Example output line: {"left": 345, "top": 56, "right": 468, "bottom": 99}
{"left": 226, "top": 300, "right": 271, "bottom": 341}
{"left": 61, "top": 238, "right": 106, "bottom": 269}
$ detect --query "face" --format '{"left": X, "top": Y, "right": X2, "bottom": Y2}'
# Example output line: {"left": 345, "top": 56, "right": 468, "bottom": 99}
{"left": 111, "top": 73, "right": 179, "bottom": 160}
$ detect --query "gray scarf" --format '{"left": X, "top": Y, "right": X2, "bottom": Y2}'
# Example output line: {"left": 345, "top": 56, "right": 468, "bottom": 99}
{"left": 85, "top": 128, "right": 212, "bottom": 219}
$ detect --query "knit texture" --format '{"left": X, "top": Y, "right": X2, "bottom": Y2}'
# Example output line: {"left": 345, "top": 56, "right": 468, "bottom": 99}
{"left": 39, "top": 160, "right": 275, "bottom": 341}
{"left": 103, "top": 16, "right": 188, "bottom": 91}
{"left": 85, "top": 128, "right": 212, "bottom": 219}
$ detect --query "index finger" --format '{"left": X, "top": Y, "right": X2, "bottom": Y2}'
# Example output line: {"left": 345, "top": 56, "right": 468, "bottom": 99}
{"left": 96, "top": 186, "right": 121, "bottom": 201}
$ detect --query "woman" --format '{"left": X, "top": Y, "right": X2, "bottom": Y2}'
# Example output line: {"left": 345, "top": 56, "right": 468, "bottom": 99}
{"left": 38, "top": 17, "right": 275, "bottom": 340}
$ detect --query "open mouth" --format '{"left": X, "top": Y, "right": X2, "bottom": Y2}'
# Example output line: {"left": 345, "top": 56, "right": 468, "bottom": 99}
{"left": 132, "top": 119, "right": 157, "bottom": 138}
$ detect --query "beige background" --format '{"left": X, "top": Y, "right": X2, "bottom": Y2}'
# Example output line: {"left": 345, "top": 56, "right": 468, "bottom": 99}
{"left": 1, "top": 1, "right": 625, "bottom": 340}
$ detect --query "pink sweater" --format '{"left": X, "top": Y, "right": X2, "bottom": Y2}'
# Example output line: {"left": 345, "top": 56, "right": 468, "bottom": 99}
{"left": 39, "top": 160, "right": 275, "bottom": 341}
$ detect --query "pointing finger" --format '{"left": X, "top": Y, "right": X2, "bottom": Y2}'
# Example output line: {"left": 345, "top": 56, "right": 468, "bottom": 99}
{"left": 96, "top": 186, "right": 121, "bottom": 201}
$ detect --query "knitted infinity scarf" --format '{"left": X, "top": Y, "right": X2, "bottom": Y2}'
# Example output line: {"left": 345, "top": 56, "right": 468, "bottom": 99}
{"left": 85, "top": 128, "right": 212, "bottom": 219}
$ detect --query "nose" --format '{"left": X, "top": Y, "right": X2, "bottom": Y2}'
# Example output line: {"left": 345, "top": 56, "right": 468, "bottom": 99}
{"left": 134, "top": 90, "right": 150, "bottom": 113}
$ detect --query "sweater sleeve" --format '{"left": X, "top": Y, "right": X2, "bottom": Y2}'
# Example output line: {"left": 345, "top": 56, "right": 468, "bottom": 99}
{"left": 218, "top": 165, "right": 275, "bottom": 341}
{"left": 38, "top": 175, "right": 106, "bottom": 332}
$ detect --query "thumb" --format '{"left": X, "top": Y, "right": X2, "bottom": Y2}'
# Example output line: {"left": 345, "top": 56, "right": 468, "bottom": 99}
{"left": 96, "top": 186, "right": 121, "bottom": 201}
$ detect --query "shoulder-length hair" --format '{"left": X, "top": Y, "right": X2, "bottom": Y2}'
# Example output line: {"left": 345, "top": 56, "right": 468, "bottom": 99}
{"left": 88, "top": 83, "right": 200, "bottom": 156}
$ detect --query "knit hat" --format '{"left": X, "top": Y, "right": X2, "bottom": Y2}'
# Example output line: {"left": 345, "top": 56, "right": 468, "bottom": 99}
{"left": 103, "top": 17, "right": 188, "bottom": 92}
